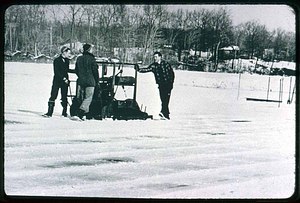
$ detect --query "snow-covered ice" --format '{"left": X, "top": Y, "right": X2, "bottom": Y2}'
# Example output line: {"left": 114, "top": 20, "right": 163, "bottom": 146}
{"left": 4, "top": 62, "right": 296, "bottom": 199}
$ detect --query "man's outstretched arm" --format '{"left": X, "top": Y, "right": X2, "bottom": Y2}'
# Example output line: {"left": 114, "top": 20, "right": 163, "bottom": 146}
{"left": 135, "top": 64, "right": 153, "bottom": 73}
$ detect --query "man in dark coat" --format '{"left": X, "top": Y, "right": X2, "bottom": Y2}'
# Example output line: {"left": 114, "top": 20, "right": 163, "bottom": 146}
{"left": 43, "top": 46, "right": 72, "bottom": 117}
{"left": 136, "top": 51, "right": 175, "bottom": 120}
{"left": 75, "top": 43, "right": 99, "bottom": 120}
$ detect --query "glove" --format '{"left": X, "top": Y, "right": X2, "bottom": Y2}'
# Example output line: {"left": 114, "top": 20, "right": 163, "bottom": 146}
{"left": 134, "top": 64, "right": 140, "bottom": 72}
{"left": 63, "top": 78, "right": 69, "bottom": 85}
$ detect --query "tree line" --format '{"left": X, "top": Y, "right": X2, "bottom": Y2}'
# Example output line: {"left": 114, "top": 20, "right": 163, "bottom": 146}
{"left": 4, "top": 4, "right": 296, "bottom": 64}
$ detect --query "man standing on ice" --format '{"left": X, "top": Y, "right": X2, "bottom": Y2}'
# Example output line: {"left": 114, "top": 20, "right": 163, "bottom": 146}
{"left": 43, "top": 46, "right": 72, "bottom": 118}
{"left": 74, "top": 43, "right": 99, "bottom": 120}
{"left": 136, "top": 51, "right": 175, "bottom": 120}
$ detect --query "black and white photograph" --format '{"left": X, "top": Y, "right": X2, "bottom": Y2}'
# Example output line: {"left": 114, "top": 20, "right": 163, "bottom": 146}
{"left": 3, "top": 3, "right": 297, "bottom": 200}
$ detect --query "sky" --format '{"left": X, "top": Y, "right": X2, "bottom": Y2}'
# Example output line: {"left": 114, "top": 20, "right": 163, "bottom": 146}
{"left": 166, "top": 4, "right": 296, "bottom": 33}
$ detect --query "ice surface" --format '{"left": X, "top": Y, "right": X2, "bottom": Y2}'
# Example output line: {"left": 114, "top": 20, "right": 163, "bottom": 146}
{"left": 4, "top": 62, "right": 296, "bottom": 199}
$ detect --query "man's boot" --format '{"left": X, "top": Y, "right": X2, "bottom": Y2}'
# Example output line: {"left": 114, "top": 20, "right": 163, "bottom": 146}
{"left": 62, "top": 107, "right": 68, "bottom": 117}
{"left": 61, "top": 102, "right": 68, "bottom": 117}
{"left": 76, "top": 108, "right": 86, "bottom": 120}
{"left": 43, "top": 101, "right": 55, "bottom": 117}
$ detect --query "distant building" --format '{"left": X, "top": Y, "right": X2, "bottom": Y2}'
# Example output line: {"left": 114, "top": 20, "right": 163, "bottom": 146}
{"left": 219, "top": 46, "right": 240, "bottom": 60}
{"left": 22, "top": 52, "right": 35, "bottom": 62}
{"left": 113, "top": 47, "right": 144, "bottom": 63}
{"left": 4, "top": 51, "right": 12, "bottom": 60}
{"left": 32, "top": 54, "right": 53, "bottom": 63}
{"left": 199, "top": 51, "right": 212, "bottom": 58}
{"left": 163, "top": 44, "right": 172, "bottom": 49}
{"left": 11, "top": 51, "right": 22, "bottom": 61}
{"left": 263, "top": 48, "right": 274, "bottom": 61}
{"left": 219, "top": 45, "right": 240, "bottom": 52}
{"left": 61, "top": 41, "right": 96, "bottom": 55}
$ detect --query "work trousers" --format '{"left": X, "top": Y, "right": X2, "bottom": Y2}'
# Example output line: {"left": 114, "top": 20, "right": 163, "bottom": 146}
{"left": 158, "top": 83, "right": 173, "bottom": 117}
{"left": 49, "top": 81, "right": 68, "bottom": 107}
{"left": 77, "top": 85, "right": 95, "bottom": 113}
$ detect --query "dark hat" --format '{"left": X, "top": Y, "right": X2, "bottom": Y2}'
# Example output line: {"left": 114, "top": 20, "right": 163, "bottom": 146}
{"left": 61, "top": 46, "right": 70, "bottom": 53}
{"left": 83, "top": 43, "right": 92, "bottom": 52}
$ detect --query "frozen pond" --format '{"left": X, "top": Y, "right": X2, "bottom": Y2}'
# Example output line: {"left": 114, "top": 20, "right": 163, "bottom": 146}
{"left": 4, "top": 62, "right": 296, "bottom": 199}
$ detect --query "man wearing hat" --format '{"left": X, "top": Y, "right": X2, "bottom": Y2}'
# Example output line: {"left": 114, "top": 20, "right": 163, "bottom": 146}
{"left": 43, "top": 46, "right": 72, "bottom": 117}
{"left": 74, "top": 43, "right": 99, "bottom": 120}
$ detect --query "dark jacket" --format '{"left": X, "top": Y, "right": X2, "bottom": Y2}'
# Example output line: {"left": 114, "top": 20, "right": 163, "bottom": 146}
{"left": 75, "top": 52, "right": 99, "bottom": 87}
{"left": 53, "top": 55, "right": 70, "bottom": 84}
{"left": 139, "top": 60, "right": 175, "bottom": 85}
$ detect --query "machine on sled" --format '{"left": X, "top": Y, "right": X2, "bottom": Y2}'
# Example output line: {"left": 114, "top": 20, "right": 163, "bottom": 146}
{"left": 68, "top": 60, "right": 153, "bottom": 120}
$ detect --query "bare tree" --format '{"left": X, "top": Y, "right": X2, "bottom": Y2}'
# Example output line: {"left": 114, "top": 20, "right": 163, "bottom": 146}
{"left": 82, "top": 5, "right": 93, "bottom": 42}
{"left": 4, "top": 4, "right": 295, "bottom": 64}
{"left": 22, "top": 5, "right": 48, "bottom": 56}
{"left": 240, "top": 20, "right": 272, "bottom": 59}
{"left": 139, "top": 5, "right": 168, "bottom": 63}
{"left": 205, "top": 7, "right": 234, "bottom": 71}
{"left": 96, "top": 5, "right": 121, "bottom": 55}
{"left": 60, "top": 5, "right": 84, "bottom": 50}
{"left": 284, "top": 31, "right": 296, "bottom": 61}
{"left": 114, "top": 5, "right": 139, "bottom": 62}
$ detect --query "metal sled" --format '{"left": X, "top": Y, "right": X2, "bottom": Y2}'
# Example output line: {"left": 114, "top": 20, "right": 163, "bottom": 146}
{"left": 68, "top": 61, "right": 152, "bottom": 120}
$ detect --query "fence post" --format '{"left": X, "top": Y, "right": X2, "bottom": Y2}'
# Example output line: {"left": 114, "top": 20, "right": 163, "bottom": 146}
{"left": 267, "top": 77, "right": 270, "bottom": 100}
{"left": 237, "top": 72, "right": 241, "bottom": 100}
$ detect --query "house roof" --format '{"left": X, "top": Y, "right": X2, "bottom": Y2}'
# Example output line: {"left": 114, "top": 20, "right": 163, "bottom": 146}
{"left": 32, "top": 54, "right": 52, "bottom": 60}
{"left": 219, "top": 46, "right": 240, "bottom": 51}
